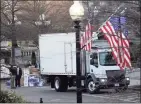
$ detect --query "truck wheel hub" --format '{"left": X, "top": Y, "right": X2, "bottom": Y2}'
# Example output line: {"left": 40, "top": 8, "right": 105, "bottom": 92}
{"left": 88, "top": 81, "right": 95, "bottom": 91}
{"left": 55, "top": 80, "right": 59, "bottom": 89}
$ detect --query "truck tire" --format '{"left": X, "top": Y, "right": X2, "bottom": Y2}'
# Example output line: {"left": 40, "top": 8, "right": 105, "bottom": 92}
{"left": 54, "top": 76, "right": 68, "bottom": 92}
{"left": 87, "top": 78, "right": 99, "bottom": 94}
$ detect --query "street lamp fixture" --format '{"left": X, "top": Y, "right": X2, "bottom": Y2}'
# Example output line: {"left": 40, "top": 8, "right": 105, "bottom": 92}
{"left": 94, "top": 6, "right": 99, "bottom": 16}
{"left": 69, "top": 1, "right": 84, "bottom": 103}
{"left": 35, "top": 13, "right": 51, "bottom": 33}
{"left": 39, "top": 14, "right": 45, "bottom": 21}
{"left": 120, "top": 7, "right": 127, "bottom": 15}
{"left": 69, "top": 1, "right": 84, "bottom": 21}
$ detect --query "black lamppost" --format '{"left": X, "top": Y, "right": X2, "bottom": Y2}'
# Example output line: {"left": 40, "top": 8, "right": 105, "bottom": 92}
{"left": 69, "top": 1, "right": 84, "bottom": 103}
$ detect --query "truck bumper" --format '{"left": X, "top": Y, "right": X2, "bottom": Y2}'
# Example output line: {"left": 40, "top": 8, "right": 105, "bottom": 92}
{"left": 96, "top": 77, "right": 130, "bottom": 89}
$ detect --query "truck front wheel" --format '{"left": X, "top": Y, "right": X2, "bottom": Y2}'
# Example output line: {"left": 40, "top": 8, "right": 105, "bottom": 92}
{"left": 87, "top": 78, "right": 99, "bottom": 94}
{"left": 54, "top": 76, "right": 68, "bottom": 92}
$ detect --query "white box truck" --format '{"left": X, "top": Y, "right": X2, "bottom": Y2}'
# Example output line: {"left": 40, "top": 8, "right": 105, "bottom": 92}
{"left": 39, "top": 32, "right": 130, "bottom": 94}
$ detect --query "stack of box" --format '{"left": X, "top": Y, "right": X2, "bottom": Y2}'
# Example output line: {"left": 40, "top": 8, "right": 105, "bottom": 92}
{"left": 23, "top": 68, "right": 30, "bottom": 87}
{"left": 20, "top": 76, "right": 24, "bottom": 86}
{"left": 21, "top": 66, "right": 42, "bottom": 87}
{"left": 29, "top": 66, "right": 40, "bottom": 76}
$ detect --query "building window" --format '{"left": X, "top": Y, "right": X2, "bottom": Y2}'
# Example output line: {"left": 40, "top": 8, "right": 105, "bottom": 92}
{"left": 29, "top": 51, "right": 31, "bottom": 56}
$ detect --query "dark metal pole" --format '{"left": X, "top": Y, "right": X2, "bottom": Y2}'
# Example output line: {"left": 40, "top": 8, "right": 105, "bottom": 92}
{"left": 11, "top": 0, "right": 17, "bottom": 89}
{"left": 118, "top": 16, "right": 124, "bottom": 67}
{"left": 11, "top": 0, "right": 16, "bottom": 65}
{"left": 117, "top": 16, "right": 121, "bottom": 67}
{"left": 74, "top": 20, "right": 82, "bottom": 103}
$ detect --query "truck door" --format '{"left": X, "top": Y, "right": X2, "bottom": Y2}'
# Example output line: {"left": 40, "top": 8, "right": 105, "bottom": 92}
{"left": 64, "top": 42, "right": 73, "bottom": 73}
{"left": 81, "top": 50, "right": 87, "bottom": 76}
{"left": 90, "top": 52, "right": 98, "bottom": 73}
{"left": 85, "top": 51, "right": 90, "bottom": 74}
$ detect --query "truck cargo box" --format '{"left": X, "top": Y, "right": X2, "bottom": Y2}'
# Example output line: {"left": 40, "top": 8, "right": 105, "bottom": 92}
{"left": 39, "top": 33, "right": 76, "bottom": 75}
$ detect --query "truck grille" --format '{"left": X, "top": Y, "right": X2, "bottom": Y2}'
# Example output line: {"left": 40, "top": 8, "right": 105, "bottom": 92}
{"left": 106, "top": 70, "right": 125, "bottom": 83}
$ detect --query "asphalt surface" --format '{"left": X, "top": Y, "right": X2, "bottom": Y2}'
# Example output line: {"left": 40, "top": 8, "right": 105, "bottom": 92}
{"left": 1, "top": 84, "right": 140, "bottom": 103}
{"left": 0, "top": 68, "right": 140, "bottom": 103}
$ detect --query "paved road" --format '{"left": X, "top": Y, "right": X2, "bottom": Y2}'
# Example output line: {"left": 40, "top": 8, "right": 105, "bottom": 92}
{"left": 1, "top": 84, "right": 140, "bottom": 103}
{"left": 0, "top": 68, "right": 140, "bottom": 103}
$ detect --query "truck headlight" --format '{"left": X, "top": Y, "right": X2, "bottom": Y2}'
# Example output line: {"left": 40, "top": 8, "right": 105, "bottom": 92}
{"left": 100, "top": 78, "right": 107, "bottom": 82}
{"left": 126, "top": 77, "right": 130, "bottom": 81}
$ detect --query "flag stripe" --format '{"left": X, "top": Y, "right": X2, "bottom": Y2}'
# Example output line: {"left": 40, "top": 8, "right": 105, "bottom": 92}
{"left": 100, "top": 27, "right": 119, "bottom": 65}
{"left": 80, "top": 22, "right": 92, "bottom": 51}
{"left": 99, "top": 19, "right": 131, "bottom": 70}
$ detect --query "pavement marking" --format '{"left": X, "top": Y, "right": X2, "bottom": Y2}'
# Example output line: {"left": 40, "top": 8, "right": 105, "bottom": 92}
{"left": 83, "top": 94, "right": 138, "bottom": 103}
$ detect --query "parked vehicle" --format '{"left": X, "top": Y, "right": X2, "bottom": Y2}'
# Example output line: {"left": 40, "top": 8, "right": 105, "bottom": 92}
{"left": 39, "top": 32, "right": 130, "bottom": 93}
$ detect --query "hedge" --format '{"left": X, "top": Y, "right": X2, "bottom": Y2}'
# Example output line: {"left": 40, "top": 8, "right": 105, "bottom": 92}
{"left": 0, "top": 90, "right": 26, "bottom": 103}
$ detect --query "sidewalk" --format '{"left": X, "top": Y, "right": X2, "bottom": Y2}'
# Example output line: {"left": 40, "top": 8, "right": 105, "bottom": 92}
{"left": 127, "top": 68, "right": 140, "bottom": 91}
{"left": 128, "top": 85, "right": 140, "bottom": 91}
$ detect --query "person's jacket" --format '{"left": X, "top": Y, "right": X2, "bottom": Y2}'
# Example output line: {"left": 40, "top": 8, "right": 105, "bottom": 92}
{"left": 17, "top": 67, "right": 22, "bottom": 77}
{"left": 9, "top": 66, "right": 17, "bottom": 75}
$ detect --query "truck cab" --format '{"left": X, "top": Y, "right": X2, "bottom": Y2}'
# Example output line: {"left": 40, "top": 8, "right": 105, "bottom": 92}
{"left": 85, "top": 40, "right": 130, "bottom": 94}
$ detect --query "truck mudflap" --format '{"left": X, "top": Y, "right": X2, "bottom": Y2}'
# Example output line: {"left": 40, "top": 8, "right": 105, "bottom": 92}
{"left": 97, "top": 77, "right": 130, "bottom": 89}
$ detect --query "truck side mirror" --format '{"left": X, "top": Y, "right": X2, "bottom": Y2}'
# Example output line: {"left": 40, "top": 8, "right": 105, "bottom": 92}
{"left": 90, "top": 59, "right": 94, "bottom": 65}
{"left": 94, "top": 63, "right": 98, "bottom": 68}
{"left": 90, "top": 54, "right": 93, "bottom": 58}
{"left": 93, "top": 59, "right": 98, "bottom": 68}
{"left": 90, "top": 59, "right": 98, "bottom": 68}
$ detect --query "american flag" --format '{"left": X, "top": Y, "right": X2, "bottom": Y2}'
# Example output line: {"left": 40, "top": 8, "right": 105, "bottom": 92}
{"left": 99, "top": 17, "right": 131, "bottom": 70}
{"left": 80, "top": 22, "right": 92, "bottom": 51}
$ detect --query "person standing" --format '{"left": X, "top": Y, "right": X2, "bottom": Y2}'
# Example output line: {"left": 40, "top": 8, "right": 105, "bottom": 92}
{"left": 9, "top": 65, "right": 17, "bottom": 89}
{"left": 15, "top": 66, "right": 22, "bottom": 87}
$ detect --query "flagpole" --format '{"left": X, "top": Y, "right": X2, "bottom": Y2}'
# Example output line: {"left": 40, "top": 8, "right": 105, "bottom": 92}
{"left": 81, "top": 3, "right": 125, "bottom": 49}
{"left": 97, "top": 3, "right": 125, "bottom": 32}
{"left": 118, "top": 17, "right": 123, "bottom": 69}
{"left": 81, "top": 3, "right": 127, "bottom": 53}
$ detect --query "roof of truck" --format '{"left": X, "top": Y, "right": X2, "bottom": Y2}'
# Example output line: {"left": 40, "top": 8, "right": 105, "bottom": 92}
{"left": 92, "top": 40, "right": 110, "bottom": 48}
{"left": 91, "top": 39, "right": 113, "bottom": 53}
{"left": 39, "top": 32, "right": 75, "bottom": 37}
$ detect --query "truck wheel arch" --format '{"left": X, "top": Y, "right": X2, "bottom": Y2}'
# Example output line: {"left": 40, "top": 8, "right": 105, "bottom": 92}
{"left": 86, "top": 73, "right": 97, "bottom": 82}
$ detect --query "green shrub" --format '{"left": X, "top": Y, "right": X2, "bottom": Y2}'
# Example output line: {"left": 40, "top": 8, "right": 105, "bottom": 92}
{"left": 0, "top": 90, "right": 26, "bottom": 103}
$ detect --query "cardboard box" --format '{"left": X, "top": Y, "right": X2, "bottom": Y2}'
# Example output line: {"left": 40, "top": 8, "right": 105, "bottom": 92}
{"left": 20, "top": 76, "right": 24, "bottom": 86}
{"left": 30, "top": 66, "right": 40, "bottom": 75}
{"left": 23, "top": 68, "right": 30, "bottom": 87}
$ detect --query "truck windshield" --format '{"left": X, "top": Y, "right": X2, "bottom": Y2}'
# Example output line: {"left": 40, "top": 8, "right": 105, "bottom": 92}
{"left": 99, "top": 52, "right": 117, "bottom": 66}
